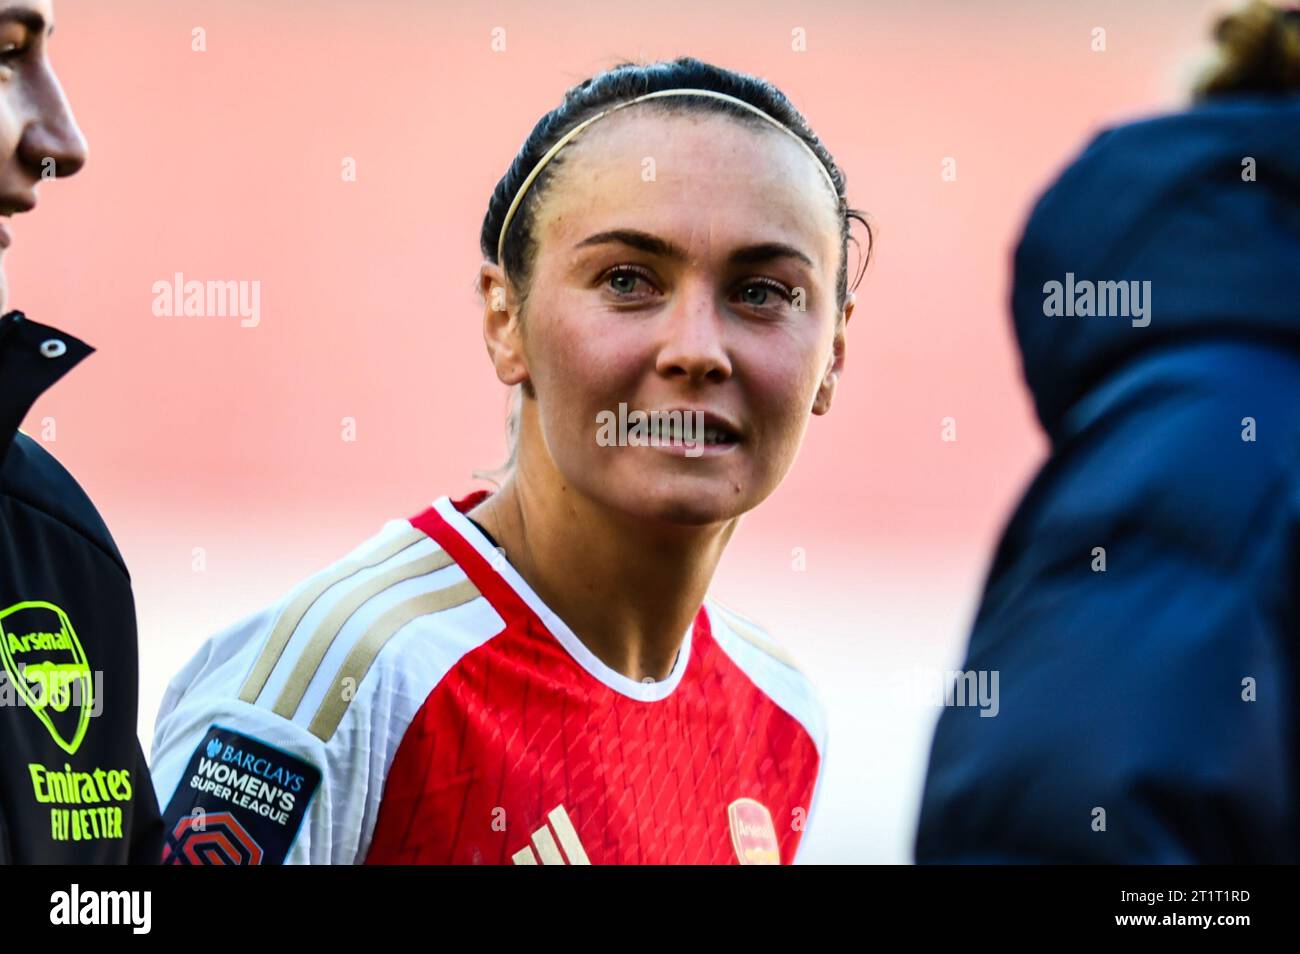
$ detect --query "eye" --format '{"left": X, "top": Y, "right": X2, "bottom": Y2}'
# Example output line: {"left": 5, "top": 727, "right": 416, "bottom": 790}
{"left": 736, "top": 278, "right": 794, "bottom": 309}
{"left": 0, "top": 29, "right": 30, "bottom": 64}
{"left": 601, "top": 265, "right": 658, "bottom": 299}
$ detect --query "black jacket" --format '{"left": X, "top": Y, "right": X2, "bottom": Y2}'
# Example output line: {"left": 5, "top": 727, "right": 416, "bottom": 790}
{"left": 916, "top": 95, "right": 1300, "bottom": 862}
{"left": 0, "top": 310, "right": 162, "bottom": 863}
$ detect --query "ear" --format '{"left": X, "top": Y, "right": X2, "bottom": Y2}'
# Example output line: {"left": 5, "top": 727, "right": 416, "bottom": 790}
{"left": 812, "top": 292, "right": 853, "bottom": 416}
{"left": 479, "top": 260, "right": 530, "bottom": 388}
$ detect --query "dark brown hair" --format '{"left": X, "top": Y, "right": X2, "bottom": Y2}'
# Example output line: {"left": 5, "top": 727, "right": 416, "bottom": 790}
{"left": 480, "top": 56, "right": 871, "bottom": 317}
{"left": 1195, "top": 0, "right": 1300, "bottom": 99}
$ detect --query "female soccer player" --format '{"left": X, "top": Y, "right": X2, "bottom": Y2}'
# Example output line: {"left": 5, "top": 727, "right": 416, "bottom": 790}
{"left": 150, "top": 56, "right": 869, "bottom": 865}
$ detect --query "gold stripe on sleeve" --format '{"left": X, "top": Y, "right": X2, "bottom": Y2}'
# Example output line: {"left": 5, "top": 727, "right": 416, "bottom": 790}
{"left": 239, "top": 527, "right": 427, "bottom": 704}
{"left": 306, "top": 577, "right": 480, "bottom": 741}
{"left": 271, "top": 549, "right": 455, "bottom": 720}
{"left": 712, "top": 601, "right": 802, "bottom": 672}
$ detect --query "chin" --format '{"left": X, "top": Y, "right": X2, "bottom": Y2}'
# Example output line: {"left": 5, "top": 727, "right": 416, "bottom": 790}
{"left": 605, "top": 467, "right": 753, "bottom": 529}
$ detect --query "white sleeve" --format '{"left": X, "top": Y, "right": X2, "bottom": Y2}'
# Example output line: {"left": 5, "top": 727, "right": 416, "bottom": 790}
{"left": 150, "top": 517, "right": 488, "bottom": 865}
{"left": 149, "top": 605, "right": 348, "bottom": 865}
{"left": 793, "top": 730, "right": 828, "bottom": 864}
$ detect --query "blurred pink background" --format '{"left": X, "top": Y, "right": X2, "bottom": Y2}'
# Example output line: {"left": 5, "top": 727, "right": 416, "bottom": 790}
{"left": 13, "top": 0, "right": 1224, "bottom": 862}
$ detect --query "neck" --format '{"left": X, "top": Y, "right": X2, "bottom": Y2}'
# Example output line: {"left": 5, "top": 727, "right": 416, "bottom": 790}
{"left": 468, "top": 469, "right": 736, "bottom": 683}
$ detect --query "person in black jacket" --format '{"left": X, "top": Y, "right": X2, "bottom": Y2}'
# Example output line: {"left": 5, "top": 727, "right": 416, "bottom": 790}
{"left": 916, "top": 0, "right": 1300, "bottom": 863}
{"left": 0, "top": 0, "right": 162, "bottom": 863}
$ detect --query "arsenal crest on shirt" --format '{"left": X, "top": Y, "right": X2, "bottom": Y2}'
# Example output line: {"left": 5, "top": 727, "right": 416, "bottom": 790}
{"left": 728, "top": 798, "right": 780, "bottom": 865}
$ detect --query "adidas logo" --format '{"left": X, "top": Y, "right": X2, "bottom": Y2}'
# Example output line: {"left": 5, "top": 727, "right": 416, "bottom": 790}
{"left": 511, "top": 805, "right": 590, "bottom": 865}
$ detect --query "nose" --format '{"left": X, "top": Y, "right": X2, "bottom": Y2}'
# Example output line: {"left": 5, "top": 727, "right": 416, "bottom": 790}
{"left": 654, "top": 279, "right": 733, "bottom": 384}
{"left": 18, "top": 66, "right": 88, "bottom": 180}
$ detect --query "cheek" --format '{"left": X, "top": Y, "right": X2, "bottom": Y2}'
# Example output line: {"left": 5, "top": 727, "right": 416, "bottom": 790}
{"left": 0, "top": 105, "right": 21, "bottom": 162}
{"left": 742, "top": 333, "right": 827, "bottom": 424}
{"left": 533, "top": 305, "right": 645, "bottom": 407}
{"left": 527, "top": 306, "right": 647, "bottom": 453}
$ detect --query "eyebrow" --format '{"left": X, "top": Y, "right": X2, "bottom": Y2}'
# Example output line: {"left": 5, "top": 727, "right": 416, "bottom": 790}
{"left": 0, "top": 9, "right": 53, "bottom": 36}
{"left": 574, "top": 228, "right": 816, "bottom": 270}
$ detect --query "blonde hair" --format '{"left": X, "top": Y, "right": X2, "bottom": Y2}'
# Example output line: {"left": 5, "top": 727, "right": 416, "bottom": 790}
{"left": 1194, "top": 0, "right": 1300, "bottom": 99}
{"left": 470, "top": 385, "right": 524, "bottom": 489}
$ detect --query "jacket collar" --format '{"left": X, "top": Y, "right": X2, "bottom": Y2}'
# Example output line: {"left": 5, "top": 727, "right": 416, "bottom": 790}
{"left": 0, "top": 310, "right": 94, "bottom": 463}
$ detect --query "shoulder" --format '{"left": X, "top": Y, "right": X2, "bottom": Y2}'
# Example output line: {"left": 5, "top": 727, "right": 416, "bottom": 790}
{"left": 231, "top": 516, "right": 499, "bottom": 738}
{"left": 162, "top": 516, "right": 502, "bottom": 734}
{"left": 0, "top": 431, "right": 127, "bottom": 576}
{"left": 150, "top": 514, "right": 505, "bottom": 862}
{"left": 704, "top": 597, "right": 827, "bottom": 758}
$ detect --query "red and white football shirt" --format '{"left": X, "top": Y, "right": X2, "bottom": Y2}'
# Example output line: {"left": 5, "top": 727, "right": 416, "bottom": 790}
{"left": 150, "top": 491, "right": 826, "bottom": 864}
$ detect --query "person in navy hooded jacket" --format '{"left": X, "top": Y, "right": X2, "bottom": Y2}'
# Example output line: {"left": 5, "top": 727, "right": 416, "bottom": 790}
{"left": 916, "top": 0, "right": 1300, "bottom": 863}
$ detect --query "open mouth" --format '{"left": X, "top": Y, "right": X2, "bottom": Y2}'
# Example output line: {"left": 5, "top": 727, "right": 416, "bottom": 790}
{"left": 598, "top": 403, "right": 745, "bottom": 453}
{"left": 701, "top": 427, "right": 739, "bottom": 445}
{"left": 688, "top": 424, "right": 739, "bottom": 446}
{"left": 655, "top": 410, "right": 742, "bottom": 447}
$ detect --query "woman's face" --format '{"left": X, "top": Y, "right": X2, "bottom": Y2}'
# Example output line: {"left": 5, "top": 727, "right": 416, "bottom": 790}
{"left": 0, "top": 0, "right": 86, "bottom": 312}
{"left": 486, "top": 108, "right": 853, "bottom": 529}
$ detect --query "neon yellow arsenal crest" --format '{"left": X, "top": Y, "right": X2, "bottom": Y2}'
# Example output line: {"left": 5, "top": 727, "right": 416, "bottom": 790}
{"left": 0, "top": 601, "right": 94, "bottom": 755}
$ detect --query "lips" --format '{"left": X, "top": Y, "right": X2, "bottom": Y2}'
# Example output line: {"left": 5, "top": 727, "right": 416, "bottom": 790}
{"left": 0, "top": 195, "right": 37, "bottom": 216}
{"left": 654, "top": 408, "right": 744, "bottom": 444}
{"left": 0, "top": 195, "right": 37, "bottom": 252}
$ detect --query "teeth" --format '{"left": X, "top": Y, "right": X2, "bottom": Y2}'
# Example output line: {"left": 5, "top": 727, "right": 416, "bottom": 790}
{"left": 649, "top": 416, "right": 735, "bottom": 444}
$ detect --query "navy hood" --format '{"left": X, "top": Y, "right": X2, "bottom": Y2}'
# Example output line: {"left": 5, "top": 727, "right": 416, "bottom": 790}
{"left": 1011, "top": 94, "right": 1300, "bottom": 439}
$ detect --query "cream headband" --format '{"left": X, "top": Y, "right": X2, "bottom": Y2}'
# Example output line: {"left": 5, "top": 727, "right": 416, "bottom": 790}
{"left": 495, "top": 87, "right": 840, "bottom": 270}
